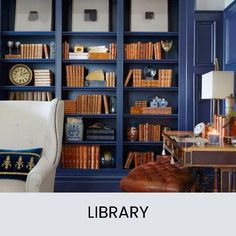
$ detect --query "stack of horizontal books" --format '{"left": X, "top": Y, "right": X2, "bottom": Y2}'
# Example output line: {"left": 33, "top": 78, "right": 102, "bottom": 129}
{"left": 34, "top": 69, "right": 53, "bottom": 86}
{"left": 86, "top": 124, "right": 115, "bottom": 141}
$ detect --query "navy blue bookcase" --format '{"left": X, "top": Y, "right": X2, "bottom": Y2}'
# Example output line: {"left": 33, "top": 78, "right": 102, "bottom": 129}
{"left": 0, "top": 0, "right": 191, "bottom": 192}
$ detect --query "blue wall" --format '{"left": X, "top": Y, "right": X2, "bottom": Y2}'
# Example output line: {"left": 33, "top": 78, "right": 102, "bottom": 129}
{"left": 224, "top": 1, "right": 236, "bottom": 110}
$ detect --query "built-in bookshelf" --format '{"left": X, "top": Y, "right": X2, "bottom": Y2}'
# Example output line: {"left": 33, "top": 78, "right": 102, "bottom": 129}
{"left": 0, "top": 0, "right": 188, "bottom": 192}
{"left": 0, "top": 0, "right": 56, "bottom": 101}
{"left": 123, "top": 0, "right": 180, "bottom": 170}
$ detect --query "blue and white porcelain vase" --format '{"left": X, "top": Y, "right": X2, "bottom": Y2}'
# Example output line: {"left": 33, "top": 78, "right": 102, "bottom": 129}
{"left": 65, "top": 118, "right": 83, "bottom": 141}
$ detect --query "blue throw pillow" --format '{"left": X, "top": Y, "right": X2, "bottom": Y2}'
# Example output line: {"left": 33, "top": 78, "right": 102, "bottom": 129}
{"left": 0, "top": 148, "right": 42, "bottom": 181}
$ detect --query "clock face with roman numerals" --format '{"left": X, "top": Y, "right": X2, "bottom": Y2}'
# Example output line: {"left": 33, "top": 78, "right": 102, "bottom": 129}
{"left": 9, "top": 64, "right": 32, "bottom": 86}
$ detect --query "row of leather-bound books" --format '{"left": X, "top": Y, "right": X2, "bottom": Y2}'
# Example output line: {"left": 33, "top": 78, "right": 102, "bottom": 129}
{"left": 65, "top": 65, "right": 85, "bottom": 87}
{"left": 158, "top": 69, "right": 173, "bottom": 87}
{"left": 8, "top": 91, "right": 53, "bottom": 101}
{"left": 61, "top": 144, "right": 100, "bottom": 169}
{"left": 136, "top": 123, "right": 161, "bottom": 142}
{"left": 64, "top": 94, "right": 112, "bottom": 114}
{"left": 124, "top": 42, "right": 161, "bottom": 60}
{"left": 124, "top": 151, "right": 155, "bottom": 169}
{"left": 20, "top": 43, "right": 50, "bottom": 59}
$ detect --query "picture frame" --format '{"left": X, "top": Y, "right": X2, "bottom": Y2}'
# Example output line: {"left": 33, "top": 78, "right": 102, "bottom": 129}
{"left": 14, "top": 0, "right": 52, "bottom": 31}
{"left": 130, "top": 0, "right": 168, "bottom": 32}
{"left": 72, "top": 0, "right": 109, "bottom": 32}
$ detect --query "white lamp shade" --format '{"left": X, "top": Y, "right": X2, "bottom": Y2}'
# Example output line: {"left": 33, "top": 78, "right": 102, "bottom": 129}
{"left": 201, "top": 71, "right": 234, "bottom": 99}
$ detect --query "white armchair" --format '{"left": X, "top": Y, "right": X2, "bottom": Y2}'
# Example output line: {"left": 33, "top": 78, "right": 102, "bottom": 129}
{"left": 0, "top": 99, "right": 64, "bottom": 192}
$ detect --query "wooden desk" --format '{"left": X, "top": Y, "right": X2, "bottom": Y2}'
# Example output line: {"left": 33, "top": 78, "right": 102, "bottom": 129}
{"left": 162, "top": 131, "right": 236, "bottom": 192}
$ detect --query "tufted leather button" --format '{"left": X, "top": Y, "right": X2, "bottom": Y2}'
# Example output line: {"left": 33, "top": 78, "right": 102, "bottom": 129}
{"left": 120, "top": 161, "right": 195, "bottom": 192}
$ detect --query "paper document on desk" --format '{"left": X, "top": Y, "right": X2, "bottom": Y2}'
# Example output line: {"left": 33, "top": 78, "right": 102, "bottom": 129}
{"left": 172, "top": 136, "right": 209, "bottom": 144}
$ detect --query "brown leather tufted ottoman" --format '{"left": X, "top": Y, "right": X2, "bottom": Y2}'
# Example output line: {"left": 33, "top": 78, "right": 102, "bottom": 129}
{"left": 120, "top": 161, "right": 195, "bottom": 192}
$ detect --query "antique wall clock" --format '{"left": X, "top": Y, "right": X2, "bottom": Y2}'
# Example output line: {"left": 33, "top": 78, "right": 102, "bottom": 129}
{"left": 9, "top": 64, "right": 33, "bottom": 86}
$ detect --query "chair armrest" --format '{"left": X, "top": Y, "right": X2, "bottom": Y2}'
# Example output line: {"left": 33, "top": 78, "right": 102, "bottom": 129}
{"left": 26, "top": 156, "right": 54, "bottom": 192}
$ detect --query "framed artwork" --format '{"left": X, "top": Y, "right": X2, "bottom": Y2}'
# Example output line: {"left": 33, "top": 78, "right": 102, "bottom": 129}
{"left": 14, "top": 0, "right": 52, "bottom": 31}
{"left": 131, "top": 0, "right": 168, "bottom": 32}
{"left": 72, "top": 0, "right": 109, "bottom": 32}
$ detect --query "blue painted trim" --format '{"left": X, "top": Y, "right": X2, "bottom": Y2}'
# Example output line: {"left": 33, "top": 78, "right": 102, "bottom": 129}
{"left": 63, "top": 141, "right": 116, "bottom": 145}
{"left": 55, "top": 0, "right": 62, "bottom": 99}
{"left": 185, "top": 0, "right": 195, "bottom": 130}
{"left": 124, "top": 114, "right": 178, "bottom": 119}
{"left": 195, "top": 11, "right": 223, "bottom": 13}
{"left": 124, "top": 32, "right": 179, "bottom": 36}
{"left": 0, "top": 86, "right": 55, "bottom": 91}
{"left": 0, "top": 0, "right": 2, "bottom": 94}
{"left": 223, "top": 2, "right": 236, "bottom": 69}
{"left": 62, "top": 59, "right": 117, "bottom": 64}
{"left": 124, "top": 59, "right": 178, "bottom": 64}
{"left": 194, "top": 21, "right": 216, "bottom": 67}
{"left": 1, "top": 59, "right": 55, "bottom": 63}
{"left": 179, "top": 0, "right": 189, "bottom": 130}
{"left": 62, "top": 87, "right": 116, "bottom": 91}
{"left": 63, "top": 32, "right": 117, "bottom": 37}
{"left": 193, "top": 11, "right": 223, "bottom": 125}
{"left": 1, "top": 31, "right": 55, "bottom": 36}
{"left": 124, "top": 87, "right": 178, "bottom": 91}
{"left": 123, "top": 141, "right": 163, "bottom": 146}
{"left": 56, "top": 168, "right": 128, "bottom": 176}
{"left": 64, "top": 114, "right": 116, "bottom": 119}
{"left": 116, "top": 0, "right": 124, "bottom": 170}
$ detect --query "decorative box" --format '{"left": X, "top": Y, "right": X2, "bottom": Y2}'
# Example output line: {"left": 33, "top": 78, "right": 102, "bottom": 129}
{"left": 130, "top": 106, "right": 142, "bottom": 114}
{"left": 88, "top": 52, "right": 110, "bottom": 60}
{"left": 130, "top": 0, "right": 168, "bottom": 32}
{"left": 131, "top": 106, "right": 172, "bottom": 115}
{"left": 72, "top": 0, "right": 109, "bottom": 32}
{"left": 141, "top": 107, "right": 172, "bottom": 115}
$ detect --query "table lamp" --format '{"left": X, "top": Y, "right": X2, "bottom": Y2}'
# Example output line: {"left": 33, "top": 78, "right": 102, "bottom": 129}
{"left": 201, "top": 71, "right": 234, "bottom": 122}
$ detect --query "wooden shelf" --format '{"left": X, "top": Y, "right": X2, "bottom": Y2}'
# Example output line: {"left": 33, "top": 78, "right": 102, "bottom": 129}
{"left": 63, "top": 140, "right": 116, "bottom": 145}
{"left": 124, "top": 141, "right": 163, "bottom": 146}
{"left": 64, "top": 114, "right": 116, "bottom": 119}
{"left": 1, "top": 31, "right": 55, "bottom": 36}
{"left": 124, "top": 59, "right": 178, "bottom": 64}
{"left": 1, "top": 59, "right": 55, "bottom": 63}
{"left": 62, "top": 59, "right": 117, "bottom": 64}
{"left": 124, "top": 114, "right": 178, "bottom": 119}
{"left": 0, "top": 86, "right": 55, "bottom": 91}
{"left": 124, "top": 87, "right": 178, "bottom": 91}
{"left": 63, "top": 32, "right": 116, "bottom": 37}
{"left": 56, "top": 168, "right": 127, "bottom": 177}
{"left": 124, "top": 32, "right": 179, "bottom": 37}
{"left": 62, "top": 87, "right": 116, "bottom": 91}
